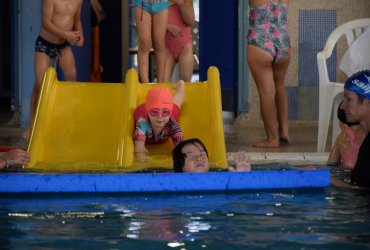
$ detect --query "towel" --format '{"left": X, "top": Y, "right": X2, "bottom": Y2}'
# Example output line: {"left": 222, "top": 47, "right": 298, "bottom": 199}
{"left": 339, "top": 27, "right": 370, "bottom": 77}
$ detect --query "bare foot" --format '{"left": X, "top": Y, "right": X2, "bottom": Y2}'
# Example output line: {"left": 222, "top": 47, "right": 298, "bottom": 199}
{"left": 253, "top": 138, "right": 279, "bottom": 148}
{"left": 279, "top": 129, "right": 291, "bottom": 143}
{"left": 279, "top": 135, "right": 291, "bottom": 144}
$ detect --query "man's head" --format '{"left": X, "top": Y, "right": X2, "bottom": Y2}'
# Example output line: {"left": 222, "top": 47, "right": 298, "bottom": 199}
{"left": 341, "top": 70, "right": 370, "bottom": 124}
{"left": 173, "top": 138, "right": 209, "bottom": 173}
{"left": 337, "top": 102, "right": 359, "bottom": 127}
{"left": 145, "top": 87, "right": 173, "bottom": 126}
{"left": 344, "top": 70, "right": 370, "bottom": 100}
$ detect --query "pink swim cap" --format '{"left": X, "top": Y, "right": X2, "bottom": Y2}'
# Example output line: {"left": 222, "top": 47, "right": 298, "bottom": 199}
{"left": 145, "top": 87, "right": 174, "bottom": 111}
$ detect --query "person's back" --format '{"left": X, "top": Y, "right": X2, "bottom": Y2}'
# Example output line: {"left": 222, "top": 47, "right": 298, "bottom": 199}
{"left": 247, "top": 0, "right": 291, "bottom": 148}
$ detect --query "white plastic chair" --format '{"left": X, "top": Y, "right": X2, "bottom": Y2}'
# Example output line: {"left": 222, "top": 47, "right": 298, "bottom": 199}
{"left": 317, "top": 18, "right": 370, "bottom": 152}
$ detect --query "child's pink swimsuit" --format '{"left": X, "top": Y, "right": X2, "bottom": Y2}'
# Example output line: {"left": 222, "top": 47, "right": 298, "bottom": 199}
{"left": 165, "top": 4, "right": 193, "bottom": 60}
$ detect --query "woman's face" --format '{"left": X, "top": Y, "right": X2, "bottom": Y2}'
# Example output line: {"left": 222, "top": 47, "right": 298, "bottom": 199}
{"left": 181, "top": 142, "right": 209, "bottom": 173}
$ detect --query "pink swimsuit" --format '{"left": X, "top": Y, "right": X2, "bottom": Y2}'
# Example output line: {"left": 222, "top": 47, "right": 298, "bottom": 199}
{"left": 165, "top": 4, "right": 192, "bottom": 61}
{"left": 340, "top": 125, "right": 360, "bottom": 167}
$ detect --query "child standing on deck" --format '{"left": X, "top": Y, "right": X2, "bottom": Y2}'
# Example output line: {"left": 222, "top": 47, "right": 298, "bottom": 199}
{"left": 164, "top": 0, "right": 195, "bottom": 82}
{"left": 247, "top": 0, "right": 291, "bottom": 148}
{"left": 134, "top": 0, "right": 169, "bottom": 83}
{"left": 23, "top": 0, "right": 84, "bottom": 142}
{"left": 134, "top": 81, "right": 185, "bottom": 161}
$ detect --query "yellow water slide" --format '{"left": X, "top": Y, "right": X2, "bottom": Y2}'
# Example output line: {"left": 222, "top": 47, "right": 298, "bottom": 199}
{"left": 27, "top": 67, "right": 227, "bottom": 172}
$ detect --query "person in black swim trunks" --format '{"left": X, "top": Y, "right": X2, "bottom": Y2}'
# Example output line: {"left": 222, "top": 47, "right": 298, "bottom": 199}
{"left": 23, "top": 0, "right": 84, "bottom": 142}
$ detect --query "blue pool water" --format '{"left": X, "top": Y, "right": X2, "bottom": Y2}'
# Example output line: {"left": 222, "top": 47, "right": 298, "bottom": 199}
{"left": 1, "top": 168, "right": 370, "bottom": 249}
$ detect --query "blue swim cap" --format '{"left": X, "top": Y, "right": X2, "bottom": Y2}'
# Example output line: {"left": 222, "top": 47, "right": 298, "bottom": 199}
{"left": 344, "top": 70, "right": 370, "bottom": 99}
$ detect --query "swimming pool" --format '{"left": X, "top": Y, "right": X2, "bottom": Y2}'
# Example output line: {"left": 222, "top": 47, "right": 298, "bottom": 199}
{"left": 1, "top": 169, "right": 369, "bottom": 249}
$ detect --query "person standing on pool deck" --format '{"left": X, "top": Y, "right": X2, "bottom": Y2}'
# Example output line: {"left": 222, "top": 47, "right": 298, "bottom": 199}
{"left": 23, "top": 0, "right": 84, "bottom": 142}
{"left": 134, "top": 0, "right": 169, "bottom": 83}
{"left": 247, "top": 0, "right": 291, "bottom": 148}
{"left": 163, "top": 0, "right": 195, "bottom": 82}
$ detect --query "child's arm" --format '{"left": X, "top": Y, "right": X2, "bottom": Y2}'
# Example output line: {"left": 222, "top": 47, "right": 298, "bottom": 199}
{"left": 134, "top": 141, "right": 147, "bottom": 154}
{"left": 73, "top": 0, "right": 84, "bottom": 47}
{"left": 173, "top": 0, "right": 195, "bottom": 26}
{"left": 134, "top": 141, "right": 148, "bottom": 162}
{"left": 134, "top": 119, "right": 149, "bottom": 162}
{"left": 41, "top": 0, "right": 82, "bottom": 45}
{"left": 170, "top": 120, "right": 183, "bottom": 147}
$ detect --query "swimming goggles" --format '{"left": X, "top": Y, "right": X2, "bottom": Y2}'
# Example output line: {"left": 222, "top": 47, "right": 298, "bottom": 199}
{"left": 148, "top": 108, "right": 171, "bottom": 118}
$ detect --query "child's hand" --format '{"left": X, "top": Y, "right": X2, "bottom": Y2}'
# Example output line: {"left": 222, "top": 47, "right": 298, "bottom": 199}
{"left": 65, "top": 31, "right": 83, "bottom": 46}
{"left": 228, "top": 151, "right": 251, "bottom": 172}
{"left": 75, "top": 34, "right": 84, "bottom": 47}
{"left": 1, "top": 149, "right": 30, "bottom": 167}
{"left": 135, "top": 152, "right": 148, "bottom": 163}
{"left": 167, "top": 24, "right": 183, "bottom": 37}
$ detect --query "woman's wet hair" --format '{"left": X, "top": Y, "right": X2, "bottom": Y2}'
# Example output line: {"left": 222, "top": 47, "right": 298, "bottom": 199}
{"left": 337, "top": 102, "right": 359, "bottom": 127}
{"left": 172, "top": 138, "right": 208, "bottom": 172}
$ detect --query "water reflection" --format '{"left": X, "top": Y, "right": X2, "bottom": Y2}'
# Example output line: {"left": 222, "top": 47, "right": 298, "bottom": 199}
{"left": 1, "top": 188, "right": 370, "bottom": 249}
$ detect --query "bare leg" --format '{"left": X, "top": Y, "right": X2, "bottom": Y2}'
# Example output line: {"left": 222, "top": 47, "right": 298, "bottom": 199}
{"left": 152, "top": 9, "right": 168, "bottom": 83}
{"left": 164, "top": 49, "right": 176, "bottom": 82}
{"left": 247, "top": 45, "right": 279, "bottom": 148}
{"left": 178, "top": 44, "right": 194, "bottom": 82}
{"left": 172, "top": 80, "right": 185, "bottom": 109}
{"left": 134, "top": 7, "right": 152, "bottom": 83}
{"left": 273, "top": 54, "right": 291, "bottom": 143}
{"left": 57, "top": 46, "right": 77, "bottom": 81}
{"left": 23, "top": 52, "right": 52, "bottom": 141}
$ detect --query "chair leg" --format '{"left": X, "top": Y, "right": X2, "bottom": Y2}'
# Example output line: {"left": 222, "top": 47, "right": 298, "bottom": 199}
{"left": 317, "top": 89, "right": 334, "bottom": 152}
{"left": 331, "top": 93, "right": 343, "bottom": 146}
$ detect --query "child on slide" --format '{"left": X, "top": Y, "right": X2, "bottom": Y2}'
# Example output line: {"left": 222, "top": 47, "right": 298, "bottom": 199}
{"left": 134, "top": 81, "right": 185, "bottom": 161}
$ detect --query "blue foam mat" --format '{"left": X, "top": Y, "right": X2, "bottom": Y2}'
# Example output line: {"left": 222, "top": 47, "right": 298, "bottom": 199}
{"left": 0, "top": 170, "right": 331, "bottom": 193}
